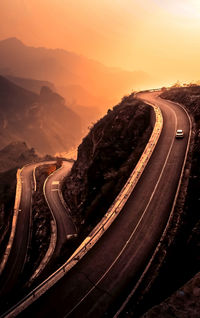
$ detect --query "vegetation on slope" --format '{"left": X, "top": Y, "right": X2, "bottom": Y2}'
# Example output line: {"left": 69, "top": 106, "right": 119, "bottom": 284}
{"left": 62, "top": 94, "right": 153, "bottom": 236}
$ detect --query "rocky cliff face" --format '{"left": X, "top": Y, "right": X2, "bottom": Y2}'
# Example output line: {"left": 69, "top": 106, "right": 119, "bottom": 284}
{"left": 0, "top": 75, "right": 82, "bottom": 154}
{"left": 63, "top": 94, "right": 153, "bottom": 232}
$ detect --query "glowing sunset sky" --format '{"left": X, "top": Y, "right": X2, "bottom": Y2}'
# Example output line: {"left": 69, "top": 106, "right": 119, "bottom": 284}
{"left": 1, "top": 0, "right": 200, "bottom": 85}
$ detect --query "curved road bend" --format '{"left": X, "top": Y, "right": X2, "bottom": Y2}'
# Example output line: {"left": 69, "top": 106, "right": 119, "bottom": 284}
{"left": 44, "top": 161, "right": 76, "bottom": 258}
{"left": 17, "top": 92, "right": 190, "bottom": 318}
{"left": 0, "top": 161, "right": 55, "bottom": 310}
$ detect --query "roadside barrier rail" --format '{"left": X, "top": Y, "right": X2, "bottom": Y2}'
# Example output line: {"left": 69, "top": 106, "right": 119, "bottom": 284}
{"left": 2, "top": 102, "right": 163, "bottom": 318}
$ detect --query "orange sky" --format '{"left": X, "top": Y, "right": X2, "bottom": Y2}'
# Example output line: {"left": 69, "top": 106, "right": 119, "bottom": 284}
{"left": 1, "top": 0, "right": 200, "bottom": 85}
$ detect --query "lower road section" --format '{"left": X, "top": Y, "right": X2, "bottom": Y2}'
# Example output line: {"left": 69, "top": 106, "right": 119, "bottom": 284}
{"left": 0, "top": 160, "right": 73, "bottom": 314}
{"left": 9, "top": 92, "right": 191, "bottom": 318}
{"left": 0, "top": 164, "right": 37, "bottom": 304}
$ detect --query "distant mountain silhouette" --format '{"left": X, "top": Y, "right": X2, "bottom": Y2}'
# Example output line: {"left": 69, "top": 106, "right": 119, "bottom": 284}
{"left": 0, "top": 75, "right": 82, "bottom": 155}
{"left": 0, "top": 37, "right": 152, "bottom": 110}
{"left": 2, "top": 73, "right": 101, "bottom": 137}
{"left": 5, "top": 75, "right": 55, "bottom": 94}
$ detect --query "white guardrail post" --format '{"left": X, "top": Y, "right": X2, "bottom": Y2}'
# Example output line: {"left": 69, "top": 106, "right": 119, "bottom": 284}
{"left": 2, "top": 103, "right": 163, "bottom": 318}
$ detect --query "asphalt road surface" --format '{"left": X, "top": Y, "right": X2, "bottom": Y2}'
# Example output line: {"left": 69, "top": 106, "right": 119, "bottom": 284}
{"left": 0, "top": 163, "right": 39, "bottom": 307}
{"left": 44, "top": 161, "right": 76, "bottom": 258}
{"left": 15, "top": 92, "right": 191, "bottom": 318}
{"left": 0, "top": 160, "right": 63, "bottom": 312}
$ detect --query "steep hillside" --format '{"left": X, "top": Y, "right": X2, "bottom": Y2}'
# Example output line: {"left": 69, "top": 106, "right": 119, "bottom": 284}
{"left": 0, "top": 76, "right": 82, "bottom": 154}
{"left": 62, "top": 94, "right": 153, "bottom": 233}
{"left": 0, "top": 37, "right": 152, "bottom": 111}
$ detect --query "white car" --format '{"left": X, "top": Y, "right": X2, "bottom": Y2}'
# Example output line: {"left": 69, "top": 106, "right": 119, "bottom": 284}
{"left": 176, "top": 129, "right": 184, "bottom": 139}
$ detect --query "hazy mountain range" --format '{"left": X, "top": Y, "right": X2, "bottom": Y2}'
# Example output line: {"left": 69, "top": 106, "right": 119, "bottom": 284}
{"left": 5, "top": 75, "right": 56, "bottom": 95}
{"left": 0, "top": 37, "right": 153, "bottom": 156}
{"left": 0, "top": 37, "right": 152, "bottom": 110}
{"left": 0, "top": 75, "right": 81, "bottom": 155}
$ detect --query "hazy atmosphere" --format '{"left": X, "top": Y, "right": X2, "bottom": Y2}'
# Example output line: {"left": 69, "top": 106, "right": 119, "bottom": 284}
{"left": 1, "top": 0, "right": 200, "bottom": 86}
{"left": 1, "top": 1, "right": 200, "bottom": 317}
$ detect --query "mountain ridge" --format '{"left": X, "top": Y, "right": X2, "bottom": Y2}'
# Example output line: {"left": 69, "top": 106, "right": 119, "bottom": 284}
{"left": 0, "top": 75, "right": 82, "bottom": 155}
{"left": 0, "top": 37, "right": 152, "bottom": 111}
{"left": 5, "top": 74, "right": 55, "bottom": 94}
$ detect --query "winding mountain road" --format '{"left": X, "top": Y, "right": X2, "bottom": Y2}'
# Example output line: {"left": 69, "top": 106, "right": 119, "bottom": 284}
{"left": 44, "top": 161, "right": 76, "bottom": 257}
{"left": 12, "top": 91, "right": 191, "bottom": 318}
{"left": 0, "top": 160, "right": 74, "bottom": 313}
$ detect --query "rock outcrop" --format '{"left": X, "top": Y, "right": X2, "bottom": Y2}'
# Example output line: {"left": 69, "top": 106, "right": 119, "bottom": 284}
{"left": 63, "top": 95, "right": 153, "bottom": 232}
